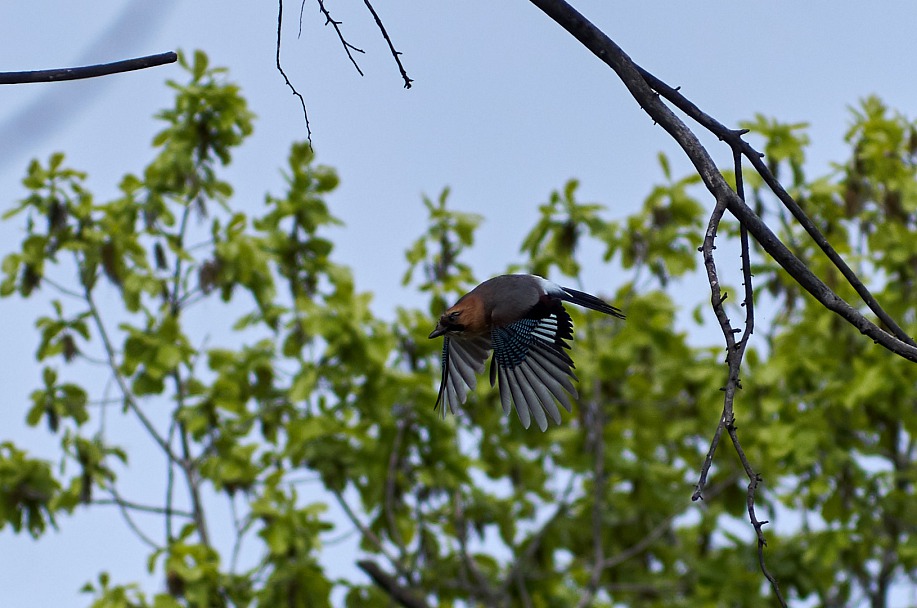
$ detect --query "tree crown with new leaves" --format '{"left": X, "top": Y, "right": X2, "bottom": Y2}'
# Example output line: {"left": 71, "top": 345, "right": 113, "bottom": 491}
{"left": 1, "top": 50, "right": 915, "bottom": 608}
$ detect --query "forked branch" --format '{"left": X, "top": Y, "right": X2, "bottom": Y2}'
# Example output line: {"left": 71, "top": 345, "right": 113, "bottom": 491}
{"left": 523, "top": 1, "right": 917, "bottom": 605}
{"left": 528, "top": 0, "right": 917, "bottom": 362}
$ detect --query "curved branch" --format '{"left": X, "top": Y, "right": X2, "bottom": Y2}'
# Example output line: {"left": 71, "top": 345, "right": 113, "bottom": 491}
{"left": 528, "top": 0, "right": 917, "bottom": 363}
{"left": 0, "top": 52, "right": 176, "bottom": 85}
{"left": 695, "top": 150, "right": 787, "bottom": 606}
{"left": 632, "top": 66, "right": 916, "bottom": 349}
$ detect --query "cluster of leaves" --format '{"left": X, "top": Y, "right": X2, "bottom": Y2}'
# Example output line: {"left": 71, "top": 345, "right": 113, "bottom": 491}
{"left": 0, "top": 51, "right": 914, "bottom": 608}
{"left": 738, "top": 99, "right": 917, "bottom": 607}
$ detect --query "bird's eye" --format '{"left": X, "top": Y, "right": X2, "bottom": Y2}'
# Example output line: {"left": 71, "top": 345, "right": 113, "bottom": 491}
{"left": 448, "top": 311, "right": 461, "bottom": 320}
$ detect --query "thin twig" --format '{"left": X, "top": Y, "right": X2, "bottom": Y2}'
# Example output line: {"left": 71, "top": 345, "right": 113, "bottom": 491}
{"left": 316, "top": 0, "right": 366, "bottom": 76}
{"left": 693, "top": 150, "right": 751, "bottom": 501}
{"left": 39, "top": 276, "right": 84, "bottom": 299}
{"left": 323, "top": 527, "right": 359, "bottom": 546}
{"left": 165, "top": 416, "right": 177, "bottom": 543}
{"left": 276, "top": 0, "right": 312, "bottom": 142}
{"left": 104, "top": 487, "right": 161, "bottom": 550}
{"left": 384, "top": 414, "right": 409, "bottom": 556}
{"left": 600, "top": 514, "right": 674, "bottom": 570}
{"left": 692, "top": 403, "right": 727, "bottom": 501}
{"left": 362, "top": 0, "right": 413, "bottom": 88}
{"left": 725, "top": 418, "right": 786, "bottom": 606}
{"left": 578, "top": 388, "right": 606, "bottom": 608}
{"left": 229, "top": 496, "right": 257, "bottom": 573}
{"left": 332, "top": 489, "right": 411, "bottom": 579}
{"left": 452, "top": 492, "right": 501, "bottom": 604}
{"left": 298, "top": 0, "right": 307, "bottom": 38}
{"left": 175, "top": 370, "right": 211, "bottom": 547}
{"left": 83, "top": 286, "right": 181, "bottom": 466}
{"left": 92, "top": 497, "right": 193, "bottom": 519}
{"left": 500, "top": 472, "right": 576, "bottom": 597}
{"left": 694, "top": 148, "right": 786, "bottom": 606}
{"left": 163, "top": 199, "right": 211, "bottom": 548}
{"left": 0, "top": 52, "right": 176, "bottom": 85}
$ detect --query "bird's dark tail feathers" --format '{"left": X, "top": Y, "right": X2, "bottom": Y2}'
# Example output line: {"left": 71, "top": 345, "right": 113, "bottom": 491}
{"left": 560, "top": 287, "right": 626, "bottom": 319}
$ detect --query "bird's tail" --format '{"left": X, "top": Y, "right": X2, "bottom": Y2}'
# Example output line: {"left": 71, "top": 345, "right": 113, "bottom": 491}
{"left": 560, "top": 287, "right": 626, "bottom": 319}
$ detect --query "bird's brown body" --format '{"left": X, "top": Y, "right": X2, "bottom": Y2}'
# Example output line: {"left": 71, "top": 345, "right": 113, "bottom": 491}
{"left": 429, "top": 274, "right": 624, "bottom": 430}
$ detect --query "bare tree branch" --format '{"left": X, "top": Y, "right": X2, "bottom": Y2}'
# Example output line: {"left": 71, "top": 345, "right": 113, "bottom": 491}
{"left": 726, "top": 418, "right": 786, "bottom": 606}
{"left": 521, "top": 4, "right": 846, "bottom": 603}
{"left": 362, "top": 0, "right": 413, "bottom": 89}
{"left": 527, "top": 0, "right": 917, "bottom": 363}
{"left": 0, "top": 52, "right": 176, "bottom": 85}
{"left": 695, "top": 148, "right": 787, "bottom": 605}
{"left": 316, "top": 0, "right": 366, "bottom": 76}
{"left": 632, "top": 67, "right": 917, "bottom": 349}
{"left": 276, "top": 0, "right": 312, "bottom": 142}
{"left": 278, "top": 0, "right": 411, "bottom": 141}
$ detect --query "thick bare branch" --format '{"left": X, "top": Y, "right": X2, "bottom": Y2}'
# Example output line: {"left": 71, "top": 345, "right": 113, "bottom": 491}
{"left": 633, "top": 67, "right": 916, "bottom": 349}
{"left": 0, "top": 52, "right": 176, "bottom": 85}
{"left": 527, "top": 0, "right": 917, "bottom": 363}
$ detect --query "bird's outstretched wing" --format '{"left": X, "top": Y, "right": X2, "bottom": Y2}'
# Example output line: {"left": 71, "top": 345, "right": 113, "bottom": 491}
{"left": 489, "top": 308, "right": 579, "bottom": 431}
{"left": 434, "top": 334, "right": 491, "bottom": 417}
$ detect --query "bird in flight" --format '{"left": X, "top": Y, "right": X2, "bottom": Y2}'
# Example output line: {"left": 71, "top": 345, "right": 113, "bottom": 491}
{"left": 428, "top": 274, "right": 624, "bottom": 430}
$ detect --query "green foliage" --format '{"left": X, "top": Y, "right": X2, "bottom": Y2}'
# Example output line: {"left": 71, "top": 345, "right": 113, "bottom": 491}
{"left": 403, "top": 187, "right": 482, "bottom": 316}
{"left": 1, "top": 53, "right": 915, "bottom": 608}
{"left": 0, "top": 442, "right": 61, "bottom": 536}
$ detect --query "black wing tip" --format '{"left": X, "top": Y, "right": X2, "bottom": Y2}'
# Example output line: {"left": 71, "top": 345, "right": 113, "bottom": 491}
{"left": 561, "top": 286, "right": 626, "bottom": 319}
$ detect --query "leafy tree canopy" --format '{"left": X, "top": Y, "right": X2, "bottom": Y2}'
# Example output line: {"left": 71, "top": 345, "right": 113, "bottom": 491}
{"left": 1, "top": 50, "right": 915, "bottom": 608}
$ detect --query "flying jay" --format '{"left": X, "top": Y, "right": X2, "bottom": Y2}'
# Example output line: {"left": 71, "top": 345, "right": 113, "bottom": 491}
{"left": 428, "top": 274, "right": 625, "bottom": 431}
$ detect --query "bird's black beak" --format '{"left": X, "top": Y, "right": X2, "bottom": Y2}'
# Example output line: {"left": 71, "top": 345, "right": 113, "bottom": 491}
{"left": 428, "top": 325, "right": 447, "bottom": 339}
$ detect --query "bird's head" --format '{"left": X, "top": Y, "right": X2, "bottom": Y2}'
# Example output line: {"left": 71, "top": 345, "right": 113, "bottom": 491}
{"left": 429, "top": 292, "right": 488, "bottom": 339}
{"left": 429, "top": 306, "right": 467, "bottom": 339}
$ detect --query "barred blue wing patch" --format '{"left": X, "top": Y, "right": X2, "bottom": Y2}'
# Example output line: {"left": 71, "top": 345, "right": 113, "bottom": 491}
{"left": 492, "top": 318, "right": 539, "bottom": 368}
{"left": 490, "top": 309, "right": 579, "bottom": 431}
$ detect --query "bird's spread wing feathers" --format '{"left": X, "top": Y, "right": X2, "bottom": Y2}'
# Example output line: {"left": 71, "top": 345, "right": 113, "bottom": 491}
{"left": 434, "top": 334, "right": 491, "bottom": 417}
{"left": 489, "top": 308, "right": 579, "bottom": 431}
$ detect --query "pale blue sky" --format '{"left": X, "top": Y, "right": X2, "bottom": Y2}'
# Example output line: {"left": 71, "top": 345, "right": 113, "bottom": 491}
{"left": 2, "top": 2, "right": 917, "bottom": 606}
